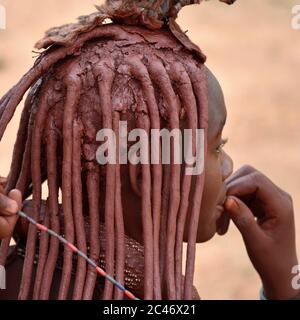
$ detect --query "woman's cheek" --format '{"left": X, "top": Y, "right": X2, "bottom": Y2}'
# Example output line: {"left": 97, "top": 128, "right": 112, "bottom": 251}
{"left": 195, "top": 208, "right": 218, "bottom": 242}
{"left": 183, "top": 152, "right": 223, "bottom": 243}
{"left": 194, "top": 157, "right": 223, "bottom": 242}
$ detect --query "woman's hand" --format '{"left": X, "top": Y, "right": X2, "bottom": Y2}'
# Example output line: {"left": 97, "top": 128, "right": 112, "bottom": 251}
{"left": 225, "top": 165, "right": 299, "bottom": 300}
{"left": 0, "top": 177, "right": 22, "bottom": 239}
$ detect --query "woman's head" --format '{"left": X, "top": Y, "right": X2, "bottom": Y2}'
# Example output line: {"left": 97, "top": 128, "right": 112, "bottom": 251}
{"left": 123, "top": 66, "right": 234, "bottom": 244}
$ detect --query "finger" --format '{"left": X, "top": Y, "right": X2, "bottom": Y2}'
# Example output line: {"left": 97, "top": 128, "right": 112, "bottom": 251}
{"left": 8, "top": 189, "right": 22, "bottom": 210}
{"left": 0, "top": 193, "right": 19, "bottom": 215}
{"left": 224, "top": 196, "right": 265, "bottom": 242}
{"left": 226, "top": 171, "right": 280, "bottom": 206}
{"left": 225, "top": 165, "right": 256, "bottom": 185}
{"left": 0, "top": 215, "right": 18, "bottom": 239}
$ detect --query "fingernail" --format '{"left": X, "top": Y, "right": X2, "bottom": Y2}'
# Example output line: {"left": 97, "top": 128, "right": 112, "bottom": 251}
{"left": 225, "top": 197, "right": 238, "bottom": 210}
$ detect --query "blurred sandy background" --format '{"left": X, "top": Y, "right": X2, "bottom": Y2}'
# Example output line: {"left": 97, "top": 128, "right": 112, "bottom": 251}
{"left": 0, "top": 0, "right": 299, "bottom": 299}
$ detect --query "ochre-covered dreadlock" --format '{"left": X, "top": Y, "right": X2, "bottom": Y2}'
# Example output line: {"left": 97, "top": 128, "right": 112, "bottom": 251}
{"left": 0, "top": 0, "right": 236, "bottom": 300}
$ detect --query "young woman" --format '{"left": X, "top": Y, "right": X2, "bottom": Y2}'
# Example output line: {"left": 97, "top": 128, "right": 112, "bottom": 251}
{"left": 0, "top": 0, "right": 299, "bottom": 300}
